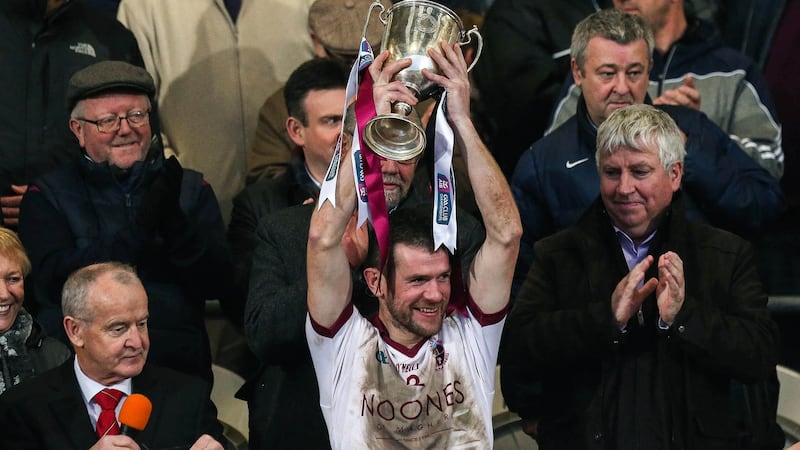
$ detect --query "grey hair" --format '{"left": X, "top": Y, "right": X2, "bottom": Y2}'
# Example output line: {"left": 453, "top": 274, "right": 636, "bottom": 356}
{"left": 61, "top": 262, "right": 140, "bottom": 321}
{"left": 596, "top": 104, "right": 686, "bottom": 172}
{"left": 571, "top": 9, "right": 654, "bottom": 71}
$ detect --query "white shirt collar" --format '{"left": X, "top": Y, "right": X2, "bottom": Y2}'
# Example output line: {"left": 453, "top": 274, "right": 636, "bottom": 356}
{"left": 73, "top": 357, "right": 133, "bottom": 428}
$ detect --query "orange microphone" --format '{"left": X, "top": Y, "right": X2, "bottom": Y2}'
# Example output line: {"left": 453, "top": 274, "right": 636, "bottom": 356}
{"left": 119, "top": 393, "right": 152, "bottom": 436}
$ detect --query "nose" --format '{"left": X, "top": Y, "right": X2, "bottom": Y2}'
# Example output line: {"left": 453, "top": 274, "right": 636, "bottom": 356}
{"left": 126, "top": 327, "right": 144, "bottom": 349}
{"left": 613, "top": 73, "right": 631, "bottom": 96}
{"left": 0, "top": 282, "right": 9, "bottom": 300}
{"left": 380, "top": 158, "right": 400, "bottom": 175}
{"left": 116, "top": 116, "right": 134, "bottom": 135}
{"left": 617, "top": 171, "right": 636, "bottom": 195}
{"left": 423, "top": 280, "right": 445, "bottom": 302}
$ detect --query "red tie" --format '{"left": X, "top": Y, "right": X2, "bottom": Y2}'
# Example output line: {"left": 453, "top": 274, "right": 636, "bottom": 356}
{"left": 93, "top": 388, "right": 123, "bottom": 437}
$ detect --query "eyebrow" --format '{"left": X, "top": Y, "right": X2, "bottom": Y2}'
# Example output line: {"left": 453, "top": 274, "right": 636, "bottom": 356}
{"left": 596, "top": 62, "right": 645, "bottom": 71}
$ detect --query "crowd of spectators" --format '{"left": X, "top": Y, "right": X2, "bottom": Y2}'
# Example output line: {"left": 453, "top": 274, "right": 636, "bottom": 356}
{"left": 0, "top": 0, "right": 797, "bottom": 448}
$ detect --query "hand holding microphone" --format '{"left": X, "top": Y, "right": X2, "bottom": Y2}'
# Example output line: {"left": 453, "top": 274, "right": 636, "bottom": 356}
{"left": 90, "top": 394, "right": 152, "bottom": 450}
{"left": 109, "top": 393, "right": 223, "bottom": 450}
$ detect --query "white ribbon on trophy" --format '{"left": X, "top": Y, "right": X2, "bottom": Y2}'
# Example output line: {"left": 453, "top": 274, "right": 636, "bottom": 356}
{"left": 433, "top": 91, "right": 457, "bottom": 254}
{"left": 319, "top": 38, "right": 374, "bottom": 216}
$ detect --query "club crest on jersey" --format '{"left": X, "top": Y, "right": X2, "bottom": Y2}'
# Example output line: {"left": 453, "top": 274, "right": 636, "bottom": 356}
{"left": 430, "top": 338, "right": 448, "bottom": 369}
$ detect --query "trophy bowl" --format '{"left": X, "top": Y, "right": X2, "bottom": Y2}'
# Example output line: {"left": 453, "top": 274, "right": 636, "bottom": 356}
{"left": 363, "top": 0, "right": 482, "bottom": 161}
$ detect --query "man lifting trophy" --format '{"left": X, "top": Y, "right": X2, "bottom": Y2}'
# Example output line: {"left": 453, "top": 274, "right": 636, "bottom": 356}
{"left": 317, "top": 0, "right": 483, "bottom": 269}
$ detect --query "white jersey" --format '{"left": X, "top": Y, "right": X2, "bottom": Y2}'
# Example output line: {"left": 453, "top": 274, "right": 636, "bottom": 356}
{"left": 306, "top": 300, "right": 505, "bottom": 449}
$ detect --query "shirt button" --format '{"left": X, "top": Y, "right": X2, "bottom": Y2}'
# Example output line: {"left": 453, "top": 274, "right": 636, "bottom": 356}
{"left": 678, "top": 325, "right": 686, "bottom": 333}
{"left": 594, "top": 432, "right": 603, "bottom": 441}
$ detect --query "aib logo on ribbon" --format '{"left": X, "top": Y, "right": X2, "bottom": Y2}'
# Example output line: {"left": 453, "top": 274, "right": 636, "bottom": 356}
{"left": 355, "top": 150, "right": 368, "bottom": 202}
{"left": 436, "top": 174, "right": 451, "bottom": 225}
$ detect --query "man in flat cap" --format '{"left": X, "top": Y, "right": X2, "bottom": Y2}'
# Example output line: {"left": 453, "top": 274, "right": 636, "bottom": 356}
{"left": 18, "top": 60, "right": 233, "bottom": 384}
{"left": 0, "top": 0, "right": 146, "bottom": 230}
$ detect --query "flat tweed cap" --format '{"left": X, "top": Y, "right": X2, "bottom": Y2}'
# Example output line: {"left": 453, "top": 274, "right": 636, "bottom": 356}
{"left": 309, "top": 0, "right": 389, "bottom": 57}
{"left": 67, "top": 60, "right": 155, "bottom": 109}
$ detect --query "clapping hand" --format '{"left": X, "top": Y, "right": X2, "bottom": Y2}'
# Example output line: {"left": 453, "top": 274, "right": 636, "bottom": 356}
{"left": 656, "top": 251, "right": 685, "bottom": 326}
{"left": 653, "top": 75, "right": 701, "bottom": 110}
{"left": 611, "top": 255, "right": 658, "bottom": 328}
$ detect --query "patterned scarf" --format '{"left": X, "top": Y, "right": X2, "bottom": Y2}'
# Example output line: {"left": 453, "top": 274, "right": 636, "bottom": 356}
{"left": 0, "top": 308, "right": 35, "bottom": 394}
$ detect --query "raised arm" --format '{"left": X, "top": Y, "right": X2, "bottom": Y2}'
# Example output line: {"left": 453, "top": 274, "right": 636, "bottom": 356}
{"left": 307, "top": 151, "right": 357, "bottom": 327}
{"left": 425, "top": 43, "right": 522, "bottom": 314}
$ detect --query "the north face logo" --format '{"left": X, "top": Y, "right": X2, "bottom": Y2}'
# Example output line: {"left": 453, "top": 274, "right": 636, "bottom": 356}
{"left": 69, "top": 42, "right": 96, "bottom": 57}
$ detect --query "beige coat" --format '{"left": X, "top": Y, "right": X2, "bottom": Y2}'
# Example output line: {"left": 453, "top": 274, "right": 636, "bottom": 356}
{"left": 118, "top": 0, "right": 315, "bottom": 222}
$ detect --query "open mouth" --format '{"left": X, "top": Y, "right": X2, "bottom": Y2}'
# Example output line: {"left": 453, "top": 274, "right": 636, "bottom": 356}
{"left": 0, "top": 304, "right": 12, "bottom": 313}
{"left": 112, "top": 141, "right": 139, "bottom": 149}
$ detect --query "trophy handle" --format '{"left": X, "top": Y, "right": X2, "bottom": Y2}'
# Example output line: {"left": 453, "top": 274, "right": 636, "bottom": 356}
{"left": 460, "top": 26, "right": 483, "bottom": 73}
{"left": 363, "top": 0, "right": 388, "bottom": 41}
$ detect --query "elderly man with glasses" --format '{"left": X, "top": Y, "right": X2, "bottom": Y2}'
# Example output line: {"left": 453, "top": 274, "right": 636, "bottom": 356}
{"left": 17, "top": 60, "right": 233, "bottom": 384}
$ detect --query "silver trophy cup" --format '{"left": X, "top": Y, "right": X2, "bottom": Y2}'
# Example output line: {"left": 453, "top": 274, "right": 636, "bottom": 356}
{"left": 362, "top": 0, "right": 482, "bottom": 161}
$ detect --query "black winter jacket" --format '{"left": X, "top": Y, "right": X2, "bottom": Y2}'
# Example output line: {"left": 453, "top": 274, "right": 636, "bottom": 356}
{"left": 503, "top": 195, "right": 783, "bottom": 450}
{"left": 511, "top": 97, "right": 785, "bottom": 296}
{"left": 18, "top": 151, "right": 232, "bottom": 382}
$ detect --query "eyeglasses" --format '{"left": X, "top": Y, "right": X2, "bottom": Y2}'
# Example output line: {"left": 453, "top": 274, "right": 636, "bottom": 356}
{"left": 78, "top": 110, "right": 150, "bottom": 133}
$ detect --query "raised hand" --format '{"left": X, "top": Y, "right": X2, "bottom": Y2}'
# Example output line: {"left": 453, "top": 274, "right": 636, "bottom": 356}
{"left": 368, "top": 50, "right": 418, "bottom": 116}
{"left": 422, "top": 42, "right": 471, "bottom": 127}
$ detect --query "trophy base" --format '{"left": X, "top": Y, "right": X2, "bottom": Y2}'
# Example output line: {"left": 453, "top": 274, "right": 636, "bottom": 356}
{"left": 363, "top": 113, "right": 426, "bottom": 162}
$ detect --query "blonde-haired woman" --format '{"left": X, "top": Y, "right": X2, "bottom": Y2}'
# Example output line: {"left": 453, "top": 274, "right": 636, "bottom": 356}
{"left": 0, "top": 227, "right": 69, "bottom": 394}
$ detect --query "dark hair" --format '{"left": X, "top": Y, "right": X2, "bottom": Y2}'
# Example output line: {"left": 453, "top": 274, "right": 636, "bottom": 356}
{"left": 365, "top": 204, "right": 451, "bottom": 285}
{"left": 284, "top": 58, "right": 349, "bottom": 126}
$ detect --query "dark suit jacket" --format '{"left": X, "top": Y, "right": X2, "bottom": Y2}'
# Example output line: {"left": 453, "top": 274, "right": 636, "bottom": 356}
{"left": 225, "top": 153, "right": 318, "bottom": 328}
{"left": 0, "top": 359, "right": 224, "bottom": 450}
